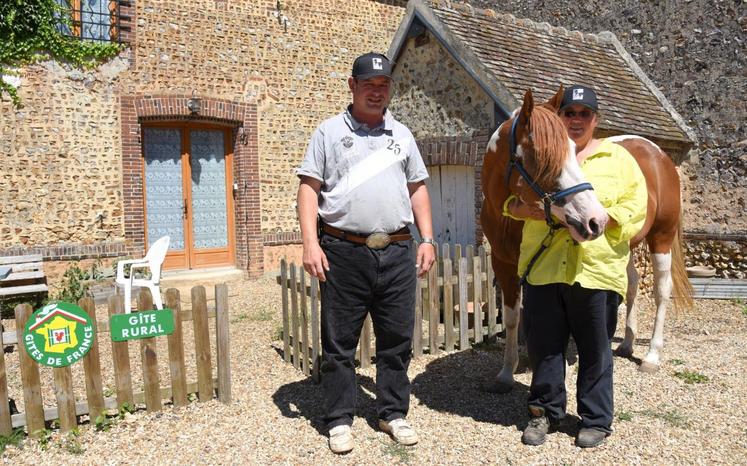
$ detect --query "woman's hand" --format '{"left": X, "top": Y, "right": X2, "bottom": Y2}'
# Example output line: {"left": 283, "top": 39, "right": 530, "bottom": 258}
{"left": 509, "top": 198, "right": 546, "bottom": 221}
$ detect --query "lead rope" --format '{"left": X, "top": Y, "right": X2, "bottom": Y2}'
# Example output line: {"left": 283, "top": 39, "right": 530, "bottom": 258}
{"left": 520, "top": 223, "right": 562, "bottom": 285}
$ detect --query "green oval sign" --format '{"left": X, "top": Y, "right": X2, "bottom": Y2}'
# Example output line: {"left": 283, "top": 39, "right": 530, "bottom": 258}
{"left": 23, "top": 302, "right": 95, "bottom": 368}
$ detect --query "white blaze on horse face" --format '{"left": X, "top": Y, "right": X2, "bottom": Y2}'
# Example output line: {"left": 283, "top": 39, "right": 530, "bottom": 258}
{"left": 550, "top": 138, "right": 608, "bottom": 242}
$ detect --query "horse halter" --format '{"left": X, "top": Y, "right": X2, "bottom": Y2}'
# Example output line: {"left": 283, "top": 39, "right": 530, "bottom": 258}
{"left": 505, "top": 115, "right": 594, "bottom": 228}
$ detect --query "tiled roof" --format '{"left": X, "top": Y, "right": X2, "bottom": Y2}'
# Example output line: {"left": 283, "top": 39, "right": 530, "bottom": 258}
{"left": 393, "top": 0, "right": 694, "bottom": 145}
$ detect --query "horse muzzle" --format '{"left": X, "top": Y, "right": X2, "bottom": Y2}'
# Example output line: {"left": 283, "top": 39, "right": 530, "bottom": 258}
{"left": 565, "top": 217, "right": 603, "bottom": 242}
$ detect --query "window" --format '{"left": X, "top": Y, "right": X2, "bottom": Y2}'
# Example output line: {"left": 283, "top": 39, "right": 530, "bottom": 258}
{"left": 55, "top": 0, "right": 129, "bottom": 43}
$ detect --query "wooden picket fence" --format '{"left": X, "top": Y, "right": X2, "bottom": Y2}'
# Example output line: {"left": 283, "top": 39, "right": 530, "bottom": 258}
{"left": 0, "top": 284, "right": 231, "bottom": 436}
{"left": 278, "top": 243, "right": 500, "bottom": 382}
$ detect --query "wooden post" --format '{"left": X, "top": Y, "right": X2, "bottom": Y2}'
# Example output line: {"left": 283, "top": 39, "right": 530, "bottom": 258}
{"left": 413, "top": 275, "right": 423, "bottom": 358}
{"left": 280, "top": 259, "right": 291, "bottom": 363}
{"left": 215, "top": 283, "right": 232, "bottom": 403}
{"left": 165, "top": 289, "right": 188, "bottom": 407}
{"left": 443, "top": 258, "right": 454, "bottom": 352}
{"left": 289, "top": 265, "right": 300, "bottom": 370}
{"left": 473, "top": 257, "right": 483, "bottom": 344}
{"left": 0, "top": 328, "right": 11, "bottom": 435}
{"left": 299, "top": 269, "right": 310, "bottom": 376}
{"left": 79, "top": 297, "right": 105, "bottom": 422}
{"left": 428, "top": 261, "right": 440, "bottom": 355}
{"left": 52, "top": 366, "right": 76, "bottom": 433}
{"left": 108, "top": 295, "right": 133, "bottom": 407}
{"left": 442, "top": 243, "right": 451, "bottom": 262}
{"left": 466, "top": 245, "right": 475, "bottom": 303}
{"left": 482, "top": 246, "right": 498, "bottom": 340}
{"left": 454, "top": 244, "right": 462, "bottom": 271}
{"left": 310, "top": 276, "right": 321, "bottom": 383}
{"left": 458, "top": 258, "right": 469, "bottom": 350}
{"left": 360, "top": 315, "right": 372, "bottom": 369}
{"left": 15, "top": 304, "right": 45, "bottom": 436}
{"left": 192, "top": 286, "right": 214, "bottom": 402}
{"left": 138, "top": 288, "right": 161, "bottom": 412}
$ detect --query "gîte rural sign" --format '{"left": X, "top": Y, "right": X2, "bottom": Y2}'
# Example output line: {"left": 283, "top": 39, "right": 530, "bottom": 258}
{"left": 110, "top": 309, "right": 175, "bottom": 342}
{"left": 23, "top": 302, "right": 95, "bottom": 368}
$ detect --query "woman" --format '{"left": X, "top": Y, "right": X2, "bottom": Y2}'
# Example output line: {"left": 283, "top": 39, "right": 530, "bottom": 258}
{"left": 505, "top": 85, "right": 647, "bottom": 448}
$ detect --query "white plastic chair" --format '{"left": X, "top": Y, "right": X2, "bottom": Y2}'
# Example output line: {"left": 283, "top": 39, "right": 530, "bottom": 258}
{"left": 115, "top": 236, "right": 170, "bottom": 314}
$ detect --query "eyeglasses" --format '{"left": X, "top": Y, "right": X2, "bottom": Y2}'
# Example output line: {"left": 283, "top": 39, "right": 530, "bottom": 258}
{"left": 561, "top": 109, "right": 594, "bottom": 119}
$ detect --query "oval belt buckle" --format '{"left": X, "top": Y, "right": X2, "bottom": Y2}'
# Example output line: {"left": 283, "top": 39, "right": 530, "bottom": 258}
{"left": 366, "top": 233, "right": 391, "bottom": 249}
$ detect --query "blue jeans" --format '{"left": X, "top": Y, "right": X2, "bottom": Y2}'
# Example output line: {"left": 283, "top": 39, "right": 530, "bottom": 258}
{"left": 523, "top": 282, "right": 620, "bottom": 432}
{"left": 319, "top": 232, "right": 416, "bottom": 429}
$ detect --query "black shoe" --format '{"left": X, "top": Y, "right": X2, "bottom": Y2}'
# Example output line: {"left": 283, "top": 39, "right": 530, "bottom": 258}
{"left": 576, "top": 428, "right": 608, "bottom": 448}
{"left": 522, "top": 416, "right": 551, "bottom": 446}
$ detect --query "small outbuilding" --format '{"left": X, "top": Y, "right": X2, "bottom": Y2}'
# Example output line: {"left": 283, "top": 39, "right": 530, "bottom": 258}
{"left": 387, "top": 0, "right": 696, "bottom": 246}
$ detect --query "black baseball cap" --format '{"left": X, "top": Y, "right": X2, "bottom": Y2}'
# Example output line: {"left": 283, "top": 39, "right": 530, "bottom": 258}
{"left": 560, "top": 85, "right": 598, "bottom": 112}
{"left": 352, "top": 52, "right": 392, "bottom": 80}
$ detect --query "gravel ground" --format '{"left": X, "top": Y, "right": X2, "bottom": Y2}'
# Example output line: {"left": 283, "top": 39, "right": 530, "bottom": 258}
{"left": 2, "top": 276, "right": 746, "bottom": 465}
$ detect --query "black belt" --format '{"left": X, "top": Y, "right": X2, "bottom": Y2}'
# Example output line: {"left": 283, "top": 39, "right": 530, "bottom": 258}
{"left": 321, "top": 224, "right": 412, "bottom": 249}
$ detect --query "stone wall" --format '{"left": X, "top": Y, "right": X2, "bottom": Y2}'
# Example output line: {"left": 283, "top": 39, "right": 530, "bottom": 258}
{"left": 111, "top": 0, "right": 405, "bottom": 236}
{"left": 0, "top": 58, "right": 130, "bottom": 248}
{"left": 683, "top": 237, "right": 747, "bottom": 280}
{"left": 389, "top": 30, "right": 495, "bottom": 139}
{"left": 0, "top": 1, "right": 407, "bottom": 277}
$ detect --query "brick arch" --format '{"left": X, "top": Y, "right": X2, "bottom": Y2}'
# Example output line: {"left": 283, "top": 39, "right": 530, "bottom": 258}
{"left": 120, "top": 94, "right": 262, "bottom": 276}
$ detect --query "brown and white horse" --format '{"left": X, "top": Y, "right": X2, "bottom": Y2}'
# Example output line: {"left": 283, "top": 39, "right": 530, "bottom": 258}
{"left": 480, "top": 86, "right": 693, "bottom": 393}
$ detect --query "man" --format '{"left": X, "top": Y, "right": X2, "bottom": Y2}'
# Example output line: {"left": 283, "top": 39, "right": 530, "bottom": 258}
{"left": 296, "top": 52, "right": 435, "bottom": 454}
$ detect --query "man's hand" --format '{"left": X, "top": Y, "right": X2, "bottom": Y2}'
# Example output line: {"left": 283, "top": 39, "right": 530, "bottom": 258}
{"left": 416, "top": 243, "right": 436, "bottom": 278}
{"left": 302, "top": 241, "right": 329, "bottom": 282}
{"left": 509, "top": 197, "right": 545, "bottom": 221}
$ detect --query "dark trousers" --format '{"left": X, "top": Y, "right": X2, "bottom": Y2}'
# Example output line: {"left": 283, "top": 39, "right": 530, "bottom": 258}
{"left": 319, "top": 233, "right": 416, "bottom": 429}
{"left": 523, "top": 282, "right": 620, "bottom": 432}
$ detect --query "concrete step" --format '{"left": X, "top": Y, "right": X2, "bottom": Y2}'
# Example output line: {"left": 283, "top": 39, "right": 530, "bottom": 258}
{"left": 160, "top": 267, "right": 244, "bottom": 300}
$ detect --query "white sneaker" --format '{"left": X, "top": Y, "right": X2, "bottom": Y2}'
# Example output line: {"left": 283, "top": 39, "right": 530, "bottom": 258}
{"left": 378, "top": 418, "right": 419, "bottom": 446}
{"left": 328, "top": 425, "right": 353, "bottom": 454}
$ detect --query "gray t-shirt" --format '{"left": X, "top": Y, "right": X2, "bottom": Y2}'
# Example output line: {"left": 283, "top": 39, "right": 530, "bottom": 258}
{"left": 297, "top": 107, "right": 428, "bottom": 234}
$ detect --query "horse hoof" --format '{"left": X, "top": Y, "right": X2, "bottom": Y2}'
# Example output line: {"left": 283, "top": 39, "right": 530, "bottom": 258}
{"left": 614, "top": 346, "right": 633, "bottom": 358}
{"left": 638, "top": 361, "right": 660, "bottom": 373}
{"left": 478, "top": 378, "right": 514, "bottom": 394}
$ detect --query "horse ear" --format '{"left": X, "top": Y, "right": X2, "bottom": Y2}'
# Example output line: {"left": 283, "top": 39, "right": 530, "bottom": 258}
{"left": 519, "top": 89, "right": 534, "bottom": 125}
{"left": 546, "top": 85, "right": 564, "bottom": 112}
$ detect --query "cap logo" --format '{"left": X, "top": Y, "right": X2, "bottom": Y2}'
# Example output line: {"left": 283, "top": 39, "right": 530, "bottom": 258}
{"left": 372, "top": 57, "right": 383, "bottom": 70}
{"left": 572, "top": 89, "right": 584, "bottom": 100}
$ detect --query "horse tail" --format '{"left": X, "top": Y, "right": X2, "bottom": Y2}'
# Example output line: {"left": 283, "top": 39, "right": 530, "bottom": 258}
{"left": 671, "top": 221, "right": 694, "bottom": 311}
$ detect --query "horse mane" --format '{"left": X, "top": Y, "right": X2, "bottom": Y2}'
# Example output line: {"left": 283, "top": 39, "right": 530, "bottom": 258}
{"left": 527, "top": 106, "right": 569, "bottom": 189}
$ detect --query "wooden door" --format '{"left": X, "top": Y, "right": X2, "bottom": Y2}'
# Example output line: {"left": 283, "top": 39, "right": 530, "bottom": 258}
{"left": 142, "top": 124, "right": 235, "bottom": 270}
{"left": 421, "top": 165, "right": 476, "bottom": 247}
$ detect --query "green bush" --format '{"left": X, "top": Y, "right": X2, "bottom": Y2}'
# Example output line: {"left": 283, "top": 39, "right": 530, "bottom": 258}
{"left": 0, "top": 0, "right": 122, "bottom": 105}
{"left": 53, "top": 259, "right": 112, "bottom": 304}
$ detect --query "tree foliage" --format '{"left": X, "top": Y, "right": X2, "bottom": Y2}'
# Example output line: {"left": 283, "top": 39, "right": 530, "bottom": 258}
{"left": 0, "top": 0, "right": 122, "bottom": 106}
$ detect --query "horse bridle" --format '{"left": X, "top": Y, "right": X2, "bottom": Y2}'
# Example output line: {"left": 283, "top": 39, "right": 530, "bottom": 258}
{"left": 505, "top": 115, "right": 595, "bottom": 283}
{"left": 506, "top": 116, "right": 594, "bottom": 228}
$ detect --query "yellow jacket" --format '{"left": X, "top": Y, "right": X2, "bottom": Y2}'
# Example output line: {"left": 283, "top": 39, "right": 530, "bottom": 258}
{"left": 503, "top": 139, "right": 647, "bottom": 297}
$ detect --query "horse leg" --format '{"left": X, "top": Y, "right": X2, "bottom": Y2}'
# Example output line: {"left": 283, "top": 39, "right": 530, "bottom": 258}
{"left": 639, "top": 252, "right": 672, "bottom": 373}
{"left": 615, "top": 252, "right": 639, "bottom": 358}
{"left": 481, "top": 258, "right": 521, "bottom": 394}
